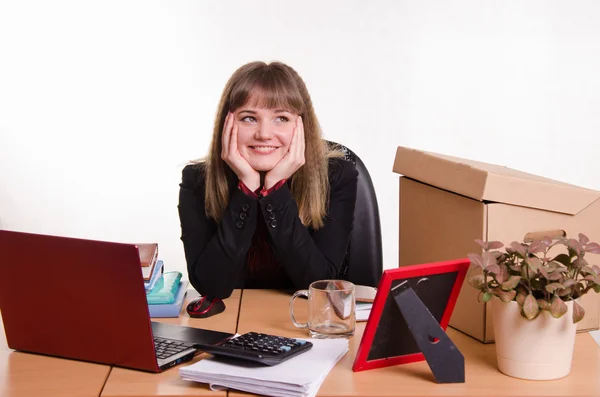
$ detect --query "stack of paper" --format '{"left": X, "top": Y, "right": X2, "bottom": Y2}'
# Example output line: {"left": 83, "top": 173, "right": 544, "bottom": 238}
{"left": 180, "top": 338, "right": 348, "bottom": 397}
{"left": 356, "top": 301, "right": 373, "bottom": 322}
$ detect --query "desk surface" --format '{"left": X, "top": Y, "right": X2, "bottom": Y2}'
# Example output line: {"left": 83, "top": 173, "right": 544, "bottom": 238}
{"left": 0, "top": 313, "right": 111, "bottom": 397}
{"left": 101, "top": 289, "right": 241, "bottom": 397}
{"left": 234, "top": 289, "right": 600, "bottom": 397}
{"left": 4, "top": 288, "right": 600, "bottom": 397}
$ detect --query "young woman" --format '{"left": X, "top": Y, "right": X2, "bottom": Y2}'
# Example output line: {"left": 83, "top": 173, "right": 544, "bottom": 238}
{"left": 178, "top": 61, "right": 358, "bottom": 307}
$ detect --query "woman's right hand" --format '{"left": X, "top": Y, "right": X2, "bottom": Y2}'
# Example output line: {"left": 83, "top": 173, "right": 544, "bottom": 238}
{"left": 221, "top": 112, "right": 260, "bottom": 191}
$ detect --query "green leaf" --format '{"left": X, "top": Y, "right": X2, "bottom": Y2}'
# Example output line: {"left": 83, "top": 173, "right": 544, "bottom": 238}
{"left": 483, "top": 251, "right": 498, "bottom": 267}
{"left": 482, "top": 292, "right": 493, "bottom": 302}
{"left": 580, "top": 265, "right": 595, "bottom": 275}
{"left": 474, "top": 239, "right": 487, "bottom": 250}
{"left": 545, "top": 282, "right": 563, "bottom": 294}
{"left": 573, "top": 258, "right": 589, "bottom": 269}
{"left": 474, "top": 240, "right": 504, "bottom": 250}
{"left": 516, "top": 292, "right": 527, "bottom": 306}
{"left": 537, "top": 299, "right": 551, "bottom": 311}
{"left": 594, "top": 284, "right": 600, "bottom": 293}
{"left": 547, "top": 272, "right": 563, "bottom": 281}
{"left": 468, "top": 274, "right": 485, "bottom": 289}
{"left": 496, "top": 264, "right": 509, "bottom": 284}
{"left": 486, "top": 264, "right": 501, "bottom": 275}
{"left": 509, "top": 263, "right": 521, "bottom": 272}
{"left": 573, "top": 301, "right": 585, "bottom": 323}
{"left": 552, "top": 254, "right": 571, "bottom": 267}
{"left": 528, "top": 240, "right": 547, "bottom": 254}
{"left": 558, "top": 287, "right": 572, "bottom": 297}
{"left": 521, "top": 265, "right": 537, "bottom": 280}
{"left": 488, "top": 241, "right": 504, "bottom": 249}
{"left": 468, "top": 253, "right": 484, "bottom": 268}
{"left": 567, "top": 239, "right": 583, "bottom": 255}
{"left": 510, "top": 242, "right": 527, "bottom": 257}
{"left": 562, "top": 279, "right": 577, "bottom": 288}
{"left": 522, "top": 294, "right": 540, "bottom": 320}
{"left": 492, "top": 288, "right": 517, "bottom": 303}
{"left": 501, "top": 275, "right": 521, "bottom": 291}
{"left": 586, "top": 243, "right": 600, "bottom": 254}
{"left": 526, "top": 256, "right": 542, "bottom": 273}
{"left": 550, "top": 296, "right": 568, "bottom": 318}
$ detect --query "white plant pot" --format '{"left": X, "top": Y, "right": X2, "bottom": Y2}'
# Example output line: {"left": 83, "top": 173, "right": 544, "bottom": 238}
{"left": 491, "top": 298, "right": 577, "bottom": 380}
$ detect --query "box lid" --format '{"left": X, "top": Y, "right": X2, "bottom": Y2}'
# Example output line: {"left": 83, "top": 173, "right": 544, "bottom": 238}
{"left": 392, "top": 146, "right": 600, "bottom": 215}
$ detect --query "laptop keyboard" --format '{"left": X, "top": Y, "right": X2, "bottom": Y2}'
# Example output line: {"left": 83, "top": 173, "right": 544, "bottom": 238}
{"left": 154, "top": 337, "right": 195, "bottom": 360}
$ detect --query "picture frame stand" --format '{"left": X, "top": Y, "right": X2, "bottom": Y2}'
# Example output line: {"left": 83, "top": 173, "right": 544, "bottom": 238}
{"left": 391, "top": 281, "right": 465, "bottom": 383}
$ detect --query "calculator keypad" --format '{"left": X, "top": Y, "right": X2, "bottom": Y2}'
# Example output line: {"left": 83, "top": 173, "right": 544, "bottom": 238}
{"left": 198, "top": 331, "right": 313, "bottom": 366}
{"left": 222, "top": 332, "right": 308, "bottom": 356}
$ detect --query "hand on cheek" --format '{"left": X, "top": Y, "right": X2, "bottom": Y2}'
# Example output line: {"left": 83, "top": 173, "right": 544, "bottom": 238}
{"left": 264, "top": 116, "right": 305, "bottom": 189}
{"left": 221, "top": 112, "right": 261, "bottom": 191}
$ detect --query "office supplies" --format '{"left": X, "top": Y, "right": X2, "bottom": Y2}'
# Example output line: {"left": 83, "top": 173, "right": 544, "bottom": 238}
{"left": 144, "top": 259, "right": 164, "bottom": 293}
{"left": 148, "top": 280, "right": 189, "bottom": 318}
{"left": 138, "top": 243, "right": 159, "bottom": 280}
{"left": 147, "top": 271, "right": 182, "bottom": 304}
{"left": 0, "top": 230, "right": 233, "bottom": 372}
{"left": 187, "top": 296, "right": 226, "bottom": 318}
{"left": 196, "top": 331, "right": 313, "bottom": 366}
{"left": 138, "top": 242, "right": 158, "bottom": 267}
{"left": 355, "top": 302, "right": 372, "bottom": 322}
{"left": 352, "top": 258, "right": 470, "bottom": 383}
{"left": 180, "top": 338, "right": 348, "bottom": 397}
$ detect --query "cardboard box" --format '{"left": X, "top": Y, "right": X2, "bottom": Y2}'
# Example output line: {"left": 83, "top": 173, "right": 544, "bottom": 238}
{"left": 393, "top": 146, "right": 600, "bottom": 342}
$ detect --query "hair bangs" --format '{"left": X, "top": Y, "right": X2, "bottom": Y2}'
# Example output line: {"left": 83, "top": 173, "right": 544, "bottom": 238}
{"left": 229, "top": 66, "right": 305, "bottom": 114}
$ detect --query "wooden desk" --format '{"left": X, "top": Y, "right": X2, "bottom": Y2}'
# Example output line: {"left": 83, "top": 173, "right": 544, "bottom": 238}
{"left": 0, "top": 313, "right": 111, "bottom": 397}
{"left": 234, "top": 289, "right": 600, "bottom": 397}
{"left": 101, "top": 289, "right": 241, "bottom": 397}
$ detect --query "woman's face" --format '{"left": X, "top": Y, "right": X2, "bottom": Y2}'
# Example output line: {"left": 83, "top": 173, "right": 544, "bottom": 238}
{"left": 233, "top": 104, "right": 299, "bottom": 171}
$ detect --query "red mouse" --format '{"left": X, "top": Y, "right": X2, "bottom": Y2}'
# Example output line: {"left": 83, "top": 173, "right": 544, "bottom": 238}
{"left": 186, "top": 296, "right": 225, "bottom": 318}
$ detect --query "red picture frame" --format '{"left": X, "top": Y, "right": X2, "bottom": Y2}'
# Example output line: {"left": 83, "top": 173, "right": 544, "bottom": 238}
{"left": 352, "top": 258, "right": 470, "bottom": 372}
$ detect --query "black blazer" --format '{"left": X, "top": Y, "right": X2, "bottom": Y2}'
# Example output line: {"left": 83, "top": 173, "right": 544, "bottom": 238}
{"left": 177, "top": 157, "right": 358, "bottom": 299}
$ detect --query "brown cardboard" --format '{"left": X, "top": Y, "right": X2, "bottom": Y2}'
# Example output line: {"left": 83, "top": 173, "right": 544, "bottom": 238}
{"left": 394, "top": 146, "right": 600, "bottom": 342}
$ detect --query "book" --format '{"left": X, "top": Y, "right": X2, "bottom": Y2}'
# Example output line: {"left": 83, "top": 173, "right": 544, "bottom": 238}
{"left": 137, "top": 243, "right": 158, "bottom": 281}
{"left": 180, "top": 338, "right": 348, "bottom": 397}
{"left": 144, "top": 260, "right": 164, "bottom": 293}
{"left": 148, "top": 280, "right": 188, "bottom": 318}
{"left": 146, "top": 271, "right": 182, "bottom": 304}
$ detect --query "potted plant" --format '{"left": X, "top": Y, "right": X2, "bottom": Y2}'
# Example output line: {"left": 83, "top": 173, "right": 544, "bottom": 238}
{"left": 467, "top": 232, "right": 600, "bottom": 380}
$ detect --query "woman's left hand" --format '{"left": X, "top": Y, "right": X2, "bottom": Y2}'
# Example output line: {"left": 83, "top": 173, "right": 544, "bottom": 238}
{"left": 264, "top": 116, "right": 305, "bottom": 189}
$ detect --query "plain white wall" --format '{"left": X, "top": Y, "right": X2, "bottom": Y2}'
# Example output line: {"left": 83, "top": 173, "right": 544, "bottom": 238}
{"left": 1, "top": 1, "right": 600, "bottom": 282}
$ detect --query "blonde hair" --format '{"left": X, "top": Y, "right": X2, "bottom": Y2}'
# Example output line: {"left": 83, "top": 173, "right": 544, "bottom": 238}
{"left": 203, "top": 61, "right": 341, "bottom": 229}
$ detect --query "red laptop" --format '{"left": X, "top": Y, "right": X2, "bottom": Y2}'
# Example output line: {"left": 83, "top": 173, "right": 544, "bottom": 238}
{"left": 0, "top": 230, "right": 232, "bottom": 372}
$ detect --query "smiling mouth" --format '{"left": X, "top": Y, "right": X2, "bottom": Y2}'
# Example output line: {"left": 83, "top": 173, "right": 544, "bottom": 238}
{"left": 250, "top": 146, "right": 279, "bottom": 154}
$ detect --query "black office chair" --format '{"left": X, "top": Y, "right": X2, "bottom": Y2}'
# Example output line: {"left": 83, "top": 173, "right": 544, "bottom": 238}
{"left": 328, "top": 141, "right": 383, "bottom": 287}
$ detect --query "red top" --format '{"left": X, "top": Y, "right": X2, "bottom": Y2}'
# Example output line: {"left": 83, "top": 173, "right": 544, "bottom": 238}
{"left": 238, "top": 179, "right": 291, "bottom": 288}
{"left": 237, "top": 179, "right": 287, "bottom": 198}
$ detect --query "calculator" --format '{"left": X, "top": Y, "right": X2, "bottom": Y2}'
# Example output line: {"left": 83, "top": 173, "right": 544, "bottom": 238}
{"left": 195, "top": 331, "right": 313, "bottom": 366}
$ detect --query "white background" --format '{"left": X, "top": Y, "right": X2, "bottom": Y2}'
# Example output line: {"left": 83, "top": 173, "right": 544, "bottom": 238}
{"left": 1, "top": 1, "right": 599, "bottom": 282}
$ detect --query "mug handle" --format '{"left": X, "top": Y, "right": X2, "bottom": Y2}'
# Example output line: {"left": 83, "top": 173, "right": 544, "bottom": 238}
{"left": 289, "top": 290, "right": 309, "bottom": 329}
